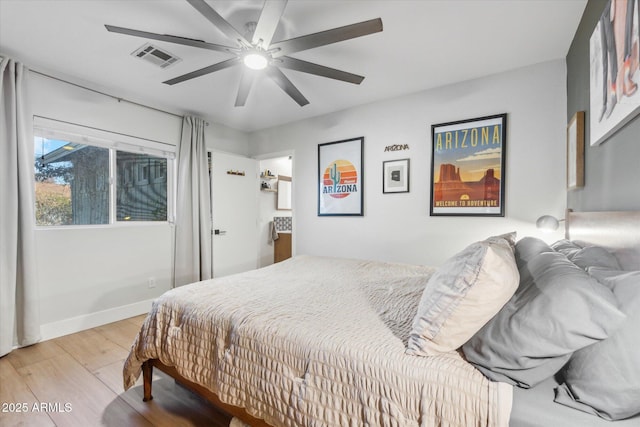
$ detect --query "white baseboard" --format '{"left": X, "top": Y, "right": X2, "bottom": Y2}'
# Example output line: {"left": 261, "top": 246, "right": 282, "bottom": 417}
{"left": 40, "top": 299, "right": 154, "bottom": 341}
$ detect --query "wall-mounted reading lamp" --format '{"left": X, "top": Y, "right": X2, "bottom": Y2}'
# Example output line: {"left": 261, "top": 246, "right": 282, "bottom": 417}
{"left": 536, "top": 215, "right": 565, "bottom": 232}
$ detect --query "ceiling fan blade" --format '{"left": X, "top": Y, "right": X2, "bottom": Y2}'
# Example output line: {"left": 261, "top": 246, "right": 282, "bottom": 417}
{"left": 105, "top": 25, "right": 239, "bottom": 54}
{"left": 186, "top": 0, "right": 250, "bottom": 47}
{"left": 278, "top": 57, "right": 364, "bottom": 84}
{"left": 252, "top": 0, "right": 287, "bottom": 47}
{"left": 163, "top": 57, "right": 240, "bottom": 85}
{"left": 270, "top": 18, "right": 382, "bottom": 59}
{"left": 235, "top": 69, "right": 256, "bottom": 107}
{"left": 265, "top": 67, "right": 309, "bottom": 106}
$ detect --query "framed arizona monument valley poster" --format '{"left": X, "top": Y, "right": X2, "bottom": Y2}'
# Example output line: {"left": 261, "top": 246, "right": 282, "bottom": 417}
{"left": 430, "top": 114, "right": 507, "bottom": 217}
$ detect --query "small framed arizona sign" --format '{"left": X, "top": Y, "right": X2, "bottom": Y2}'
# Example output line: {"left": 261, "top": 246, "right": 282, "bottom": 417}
{"left": 430, "top": 114, "right": 507, "bottom": 217}
{"left": 318, "top": 137, "right": 364, "bottom": 216}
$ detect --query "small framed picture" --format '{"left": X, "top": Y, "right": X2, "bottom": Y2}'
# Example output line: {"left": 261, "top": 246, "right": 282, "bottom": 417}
{"left": 567, "top": 111, "right": 585, "bottom": 189}
{"left": 383, "top": 158, "right": 409, "bottom": 193}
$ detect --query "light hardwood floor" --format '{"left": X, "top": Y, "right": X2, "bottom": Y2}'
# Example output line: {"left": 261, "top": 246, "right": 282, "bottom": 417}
{"left": 0, "top": 315, "right": 233, "bottom": 427}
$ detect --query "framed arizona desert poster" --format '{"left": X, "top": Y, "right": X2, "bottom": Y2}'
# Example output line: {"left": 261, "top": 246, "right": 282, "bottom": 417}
{"left": 590, "top": 0, "right": 640, "bottom": 145}
{"left": 430, "top": 114, "right": 506, "bottom": 217}
{"left": 318, "top": 137, "right": 364, "bottom": 216}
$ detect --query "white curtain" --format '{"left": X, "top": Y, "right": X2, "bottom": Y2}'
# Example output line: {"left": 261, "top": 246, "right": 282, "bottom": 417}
{"left": 174, "top": 116, "right": 212, "bottom": 286}
{"left": 0, "top": 57, "right": 40, "bottom": 356}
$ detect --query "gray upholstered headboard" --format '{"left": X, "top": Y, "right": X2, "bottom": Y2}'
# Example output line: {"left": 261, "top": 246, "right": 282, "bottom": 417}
{"left": 566, "top": 210, "right": 640, "bottom": 271}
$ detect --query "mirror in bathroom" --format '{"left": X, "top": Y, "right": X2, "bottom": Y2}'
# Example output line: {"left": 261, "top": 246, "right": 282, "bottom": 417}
{"left": 277, "top": 176, "right": 292, "bottom": 210}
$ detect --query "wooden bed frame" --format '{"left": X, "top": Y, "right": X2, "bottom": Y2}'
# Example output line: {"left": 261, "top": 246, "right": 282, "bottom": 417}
{"left": 142, "top": 359, "right": 272, "bottom": 427}
{"left": 140, "top": 210, "right": 640, "bottom": 426}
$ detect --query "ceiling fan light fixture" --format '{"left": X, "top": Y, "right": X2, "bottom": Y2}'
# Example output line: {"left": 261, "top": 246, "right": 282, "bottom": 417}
{"left": 105, "top": 1, "right": 383, "bottom": 106}
{"left": 243, "top": 51, "right": 268, "bottom": 70}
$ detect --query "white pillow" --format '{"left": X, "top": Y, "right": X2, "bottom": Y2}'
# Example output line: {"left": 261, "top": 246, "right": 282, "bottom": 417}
{"left": 406, "top": 233, "right": 519, "bottom": 356}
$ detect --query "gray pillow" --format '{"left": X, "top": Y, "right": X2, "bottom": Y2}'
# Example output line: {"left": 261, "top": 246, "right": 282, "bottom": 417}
{"left": 462, "top": 251, "right": 626, "bottom": 388}
{"left": 552, "top": 240, "right": 622, "bottom": 270}
{"left": 551, "top": 239, "right": 583, "bottom": 258}
{"left": 515, "top": 237, "right": 553, "bottom": 266}
{"left": 587, "top": 266, "right": 629, "bottom": 281}
{"left": 568, "top": 246, "right": 621, "bottom": 270}
{"left": 554, "top": 270, "right": 640, "bottom": 420}
{"left": 514, "top": 237, "right": 553, "bottom": 292}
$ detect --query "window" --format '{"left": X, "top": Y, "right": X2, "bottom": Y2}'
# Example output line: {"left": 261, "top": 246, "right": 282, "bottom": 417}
{"left": 116, "top": 152, "right": 167, "bottom": 221}
{"left": 34, "top": 117, "right": 175, "bottom": 226}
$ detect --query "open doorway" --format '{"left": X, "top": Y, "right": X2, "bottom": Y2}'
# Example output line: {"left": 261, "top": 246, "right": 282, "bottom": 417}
{"left": 257, "top": 154, "right": 293, "bottom": 267}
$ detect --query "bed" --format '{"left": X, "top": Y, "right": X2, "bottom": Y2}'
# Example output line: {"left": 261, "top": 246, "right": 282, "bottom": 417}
{"left": 506, "top": 210, "right": 640, "bottom": 427}
{"left": 123, "top": 210, "right": 639, "bottom": 426}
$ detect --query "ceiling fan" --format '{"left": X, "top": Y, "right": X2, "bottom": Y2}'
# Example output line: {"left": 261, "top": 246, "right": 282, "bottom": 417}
{"left": 105, "top": 0, "right": 383, "bottom": 107}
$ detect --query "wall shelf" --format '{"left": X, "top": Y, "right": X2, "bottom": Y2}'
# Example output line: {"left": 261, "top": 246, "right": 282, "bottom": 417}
{"left": 260, "top": 172, "right": 278, "bottom": 191}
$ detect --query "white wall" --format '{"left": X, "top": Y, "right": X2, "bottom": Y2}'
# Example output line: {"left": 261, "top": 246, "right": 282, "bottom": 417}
{"left": 249, "top": 60, "right": 567, "bottom": 266}
{"left": 29, "top": 72, "right": 249, "bottom": 338}
{"left": 27, "top": 58, "right": 568, "bottom": 338}
{"left": 257, "top": 157, "right": 292, "bottom": 267}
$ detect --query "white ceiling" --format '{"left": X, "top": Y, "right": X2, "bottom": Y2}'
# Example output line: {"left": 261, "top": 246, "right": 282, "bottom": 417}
{"left": 0, "top": 0, "right": 587, "bottom": 132}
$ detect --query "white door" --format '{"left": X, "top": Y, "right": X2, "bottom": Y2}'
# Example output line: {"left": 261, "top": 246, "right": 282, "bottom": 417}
{"left": 210, "top": 151, "right": 259, "bottom": 277}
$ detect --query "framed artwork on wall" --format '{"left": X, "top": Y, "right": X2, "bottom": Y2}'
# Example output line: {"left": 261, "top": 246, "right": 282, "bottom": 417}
{"left": 383, "top": 158, "right": 409, "bottom": 193}
{"left": 317, "top": 137, "right": 364, "bottom": 216}
{"left": 430, "top": 113, "right": 507, "bottom": 217}
{"left": 567, "top": 111, "right": 585, "bottom": 189}
{"left": 589, "top": 0, "right": 640, "bottom": 145}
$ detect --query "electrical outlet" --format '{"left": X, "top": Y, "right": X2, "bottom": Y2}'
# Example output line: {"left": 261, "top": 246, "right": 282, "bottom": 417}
{"left": 148, "top": 277, "right": 156, "bottom": 288}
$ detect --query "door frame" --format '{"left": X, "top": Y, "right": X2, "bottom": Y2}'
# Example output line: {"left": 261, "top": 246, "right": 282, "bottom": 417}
{"left": 253, "top": 150, "right": 295, "bottom": 261}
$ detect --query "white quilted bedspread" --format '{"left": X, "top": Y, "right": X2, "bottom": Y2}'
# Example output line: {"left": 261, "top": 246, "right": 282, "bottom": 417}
{"left": 123, "top": 255, "right": 511, "bottom": 426}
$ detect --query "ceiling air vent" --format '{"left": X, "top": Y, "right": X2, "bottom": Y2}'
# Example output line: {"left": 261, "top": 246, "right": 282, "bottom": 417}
{"left": 131, "top": 43, "right": 181, "bottom": 69}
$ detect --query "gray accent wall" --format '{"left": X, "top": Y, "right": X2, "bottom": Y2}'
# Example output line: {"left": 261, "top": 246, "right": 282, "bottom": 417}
{"left": 567, "top": 0, "right": 640, "bottom": 211}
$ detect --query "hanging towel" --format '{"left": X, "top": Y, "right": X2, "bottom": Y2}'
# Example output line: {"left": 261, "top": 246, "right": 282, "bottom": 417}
{"left": 270, "top": 221, "right": 280, "bottom": 243}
